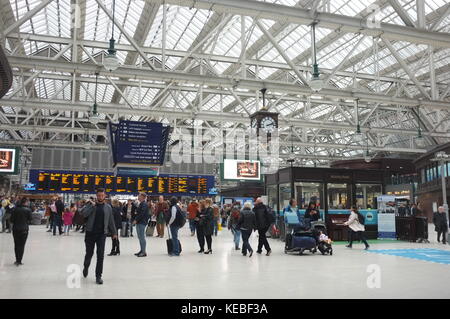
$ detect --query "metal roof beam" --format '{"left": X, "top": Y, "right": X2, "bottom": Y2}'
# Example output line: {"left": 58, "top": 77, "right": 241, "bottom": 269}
{"left": 143, "top": 0, "right": 450, "bottom": 47}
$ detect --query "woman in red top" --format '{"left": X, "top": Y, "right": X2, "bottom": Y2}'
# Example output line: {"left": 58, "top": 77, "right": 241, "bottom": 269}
{"left": 187, "top": 200, "right": 199, "bottom": 236}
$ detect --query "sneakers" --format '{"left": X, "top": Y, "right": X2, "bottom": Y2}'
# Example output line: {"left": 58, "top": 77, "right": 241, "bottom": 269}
{"left": 96, "top": 277, "right": 103, "bottom": 285}
{"left": 83, "top": 267, "right": 88, "bottom": 278}
{"left": 249, "top": 250, "right": 253, "bottom": 258}
{"left": 256, "top": 251, "right": 262, "bottom": 254}
{"left": 364, "top": 245, "right": 370, "bottom": 250}
{"left": 137, "top": 253, "right": 147, "bottom": 257}
{"left": 266, "top": 250, "right": 272, "bottom": 256}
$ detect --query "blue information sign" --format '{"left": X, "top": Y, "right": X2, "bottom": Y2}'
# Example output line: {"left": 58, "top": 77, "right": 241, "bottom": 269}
{"left": 108, "top": 120, "right": 170, "bottom": 167}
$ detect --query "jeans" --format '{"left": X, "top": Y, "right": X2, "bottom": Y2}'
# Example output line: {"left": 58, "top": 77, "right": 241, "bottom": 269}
{"left": 169, "top": 225, "right": 180, "bottom": 255}
{"left": 348, "top": 230, "right": 369, "bottom": 247}
{"left": 129, "top": 222, "right": 134, "bottom": 236}
{"left": 241, "top": 229, "right": 253, "bottom": 255}
{"left": 63, "top": 225, "right": 70, "bottom": 234}
{"left": 189, "top": 219, "right": 196, "bottom": 234}
{"left": 232, "top": 228, "right": 241, "bottom": 248}
{"left": 136, "top": 223, "right": 147, "bottom": 254}
{"left": 13, "top": 229, "right": 28, "bottom": 263}
{"left": 257, "top": 228, "right": 271, "bottom": 253}
{"left": 83, "top": 232, "right": 106, "bottom": 278}
{"left": 52, "top": 215, "right": 62, "bottom": 235}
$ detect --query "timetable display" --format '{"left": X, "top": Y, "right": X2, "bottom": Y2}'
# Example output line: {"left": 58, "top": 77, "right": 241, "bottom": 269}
{"left": 29, "top": 170, "right": 215, "bottom": 196}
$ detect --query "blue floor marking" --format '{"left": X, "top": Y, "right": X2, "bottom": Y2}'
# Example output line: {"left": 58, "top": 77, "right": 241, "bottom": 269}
{"left": 367, "top": 248, "right": 450, "bottom": 265}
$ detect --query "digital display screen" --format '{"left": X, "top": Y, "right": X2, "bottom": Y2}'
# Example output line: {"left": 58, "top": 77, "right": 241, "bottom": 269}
{"left": 29, "top": 170, "right": 214, "bottom": 196}
{"left": 0, "top": 148, "right": 16, "bottom": 173}
{"left": 223, "top": 159, "right": 261, "bottom": 181}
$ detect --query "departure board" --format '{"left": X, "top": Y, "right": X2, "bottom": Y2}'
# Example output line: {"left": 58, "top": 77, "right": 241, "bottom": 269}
{"left": 147, "top": 176, "right": 157, "bottom": 193}
{"left": 158, "top": 176, "right": 169, "bottom": 194}
{"left": 49, "top": 173, "right": 61, "bottom": 192}
{"left": 61, "top": 174, "right": 73, "bottom": 192}
{"left": 83, "top": 174, "right": 95, "bottom": 193}
{"left": 29, "top": 170, "right": 215, "bottom": 196}
{"left": 38, "top": 172, "right": 50, "bottom": 191}
{"left": 72, "top": 174, "right": 83, "bottom": 192}
{"left": 168, "top": 177, "right": 178, "bottom": 194}
{"left": 95, "top": 175, "right": 106, "bottom": 189}
{"left": 137, "top": 177, "right": 145, "bottom": 192}
{"left": 116, "top": 176, "right": 126, "bottom": 193}
{"left": 127, "top": 177, "right": 137, "bottom": 193}
{"left": 105, "top": 176, "right": 114, "bottom": 193}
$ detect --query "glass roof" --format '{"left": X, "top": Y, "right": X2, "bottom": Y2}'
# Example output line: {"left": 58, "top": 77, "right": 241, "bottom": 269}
{"left": 2, "top": 0, "right": 450, "bottom": 161}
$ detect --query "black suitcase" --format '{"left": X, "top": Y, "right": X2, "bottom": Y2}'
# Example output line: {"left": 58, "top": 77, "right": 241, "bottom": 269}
{"left": 166, "top": 238, "right": 182, "bottom": 255}
{"left": 166, "top": 226, "right": 182, "bottom": 255}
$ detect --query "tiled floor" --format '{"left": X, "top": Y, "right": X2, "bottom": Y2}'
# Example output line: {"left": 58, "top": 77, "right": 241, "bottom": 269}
{"left": 0, "top": 225, "right": 449, "bottom": 299}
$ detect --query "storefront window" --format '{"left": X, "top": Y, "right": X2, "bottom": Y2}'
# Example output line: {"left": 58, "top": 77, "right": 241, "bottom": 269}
{"left": 267, "top": 185, "right": 278, "bottom": 212}
{"left": 295, "top": 182, "right": 323, "bottom": 209}
{"left": 279, "top": 183, "right": 292, "bottom": 210}
{"left": 356, "top": 184, "right": 382, "bottom": 209}
{"left": 327, "top": 183, "right": 348, "bottom": 209}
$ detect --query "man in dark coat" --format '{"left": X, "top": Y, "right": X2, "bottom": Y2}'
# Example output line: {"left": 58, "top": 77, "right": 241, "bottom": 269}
{"left": 81, "top": 188, "right": 117, "bottom": 284}
{"left": 253, "top": 197, "right": 273, "bottom": 256}
{"left": 10, "top": 197, "right": 32, "bottom": 266}
{"left": 53, "top": 196, "right": 64, "bottom": 235}
{"left": 433, "top": 206, "right": 448, "bottom": 244}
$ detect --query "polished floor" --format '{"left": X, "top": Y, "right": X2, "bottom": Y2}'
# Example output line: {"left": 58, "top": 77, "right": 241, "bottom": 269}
{"left": 0, "top": 224, "right": 449, "bottom": 299}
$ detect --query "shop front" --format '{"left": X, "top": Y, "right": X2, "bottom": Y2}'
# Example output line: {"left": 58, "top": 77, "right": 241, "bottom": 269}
{"left": 265, "top": 167, "right": 385, "bottom": 240}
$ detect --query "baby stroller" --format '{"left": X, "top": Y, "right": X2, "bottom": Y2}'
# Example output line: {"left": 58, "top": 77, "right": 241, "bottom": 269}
{"left": 311, "top": 221, "right": 333, "bottom": 256}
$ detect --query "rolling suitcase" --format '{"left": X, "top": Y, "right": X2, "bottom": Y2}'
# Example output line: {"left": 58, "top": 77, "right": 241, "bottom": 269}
{"left": 146, "top": 221, "right": 156, "bottom": 237}
{"left": 166, "top": 226, "right": 182, "bottom": 255}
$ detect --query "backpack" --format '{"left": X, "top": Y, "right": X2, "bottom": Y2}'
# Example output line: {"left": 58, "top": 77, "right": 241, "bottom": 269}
{"left": 174, "top": 205, "right": 187, "bottom": 228}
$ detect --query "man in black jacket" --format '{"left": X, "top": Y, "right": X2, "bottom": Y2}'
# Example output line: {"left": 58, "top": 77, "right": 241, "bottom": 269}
{"left": 133, "top": 193, "right": 150, "bottom": 257}
{"left": 81, "top": 188, "right": 117, "bottom": 284}
{"left": 10, "top": 197, "right": 32, "bottom": 266}
{"left": 122, "top": 199, "right": 137, "bottom": 237}
{"left": 53, "top": 195, "right": 64, "bottom": 236}
{"left": 253, "top": 198, "right": 272, "bottom": 256}
{"left": 433, "top": 206, "right": 448, "bottom": 244}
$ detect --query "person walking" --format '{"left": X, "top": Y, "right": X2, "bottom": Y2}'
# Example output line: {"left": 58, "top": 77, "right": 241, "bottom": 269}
{"left": 167, "top": 197, "right": 182, "bottom": 256}
{"left": 344, "top": 206, "right": 370, "bottom": 250}
{"left": 53, "top": 196, "right": 64, "bottom": 236}
{"left": 0, "top": 199, "right": 4, "bottom": 233}
{"left": 43, "top": 203, "right": 51, "bottom": 230}
{"left": 433, "top": 206, "right": 448, "bottom": 244}
{"left": 9, "top": 197, "right": 32, "bottom": 266}
{"left": 198, "top": 198, "right": 214, "bottom": 254}
{"left": 228, "top": 205, "right": 241, "bottom": 250}
{"left": 237, "top": 202, "right": 256, "bottom": 257}
{"left": 187, "top": 200, "right": 199, "bottom": 236}
{"left": 62, "top": 207, "right": 74, "bottom": 236}
{"left": 155, "top": 196, "right": 168, "bottom": 238}
{"left": 2, "top": 198, "right": 14, "bottom": 233}
{"left": 213, "top": 204, "right": 220, "bottom": 236}
{"left": 73, "top": 200, "right": 86, "bottom": 232}
{"left": 81, "top": 188, "right": 117, "bottom": 285}
{"left": 134, "top": 193, "right": 150, "bottom": 257}
{"left": 253, "top": 197, "right": 273, "bottom": 256}
{"left": 108, "top": 199, "right": 122, "bottom": 256}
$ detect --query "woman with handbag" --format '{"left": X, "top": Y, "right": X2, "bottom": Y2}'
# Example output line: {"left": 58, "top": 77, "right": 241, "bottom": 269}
{"left": 344, "top": 206, "right": 370, "bottom": 250}
{"left": 196, "top": 199, "right": 214, "bottom": 254}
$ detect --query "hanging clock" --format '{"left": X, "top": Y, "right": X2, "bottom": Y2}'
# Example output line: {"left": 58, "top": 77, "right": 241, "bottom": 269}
{"left": 260, "top": 116, "right": 276, "bottom": 133}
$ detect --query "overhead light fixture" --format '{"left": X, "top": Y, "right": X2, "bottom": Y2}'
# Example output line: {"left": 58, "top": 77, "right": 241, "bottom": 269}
{"left": 89, "top": 72, "right": 101, "bottom": 125}
{"left": 104, "top": 0, "right": 119, "bottom": 71}
{"left": 309, "top": 22, "right": 324, "bottom": 92}
{"left": 415, "top": 107, "right": 426, "bottom": 147}
{"left": 354, "top": 99, "right": 364, "bottom": 142}
{"left": 364, "top": 133, "right": 371, "bottom": 163}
